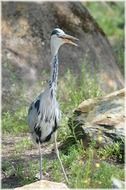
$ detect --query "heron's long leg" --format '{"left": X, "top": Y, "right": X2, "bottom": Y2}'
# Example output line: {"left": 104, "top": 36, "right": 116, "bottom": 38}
{"left": 38, "top": 142, "right": 42, "bottom": 180}
{"left": 54, "top": 131, "right": 69, "bottom": 184}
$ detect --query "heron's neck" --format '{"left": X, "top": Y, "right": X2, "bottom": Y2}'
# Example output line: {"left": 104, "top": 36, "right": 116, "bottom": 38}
{"left": 49, "top": 53, "right": 59, "bottom": 90}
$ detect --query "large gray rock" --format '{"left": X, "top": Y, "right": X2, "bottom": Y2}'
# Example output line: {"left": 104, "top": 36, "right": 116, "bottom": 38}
{"left": 2, "top": 2, "right": 124, "bottom": 112}
{"left": 68, "top": 89, "right": 125, "bottom": 161}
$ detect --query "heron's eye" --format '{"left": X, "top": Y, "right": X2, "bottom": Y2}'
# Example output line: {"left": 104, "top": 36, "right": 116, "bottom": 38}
{"left": 56, "top": 33, "right": 60, "bottom": 37}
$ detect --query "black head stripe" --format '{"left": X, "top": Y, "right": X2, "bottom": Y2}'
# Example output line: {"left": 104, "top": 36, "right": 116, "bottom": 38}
{"left": 51, "top": 29, "right": 59, "bottom": 36}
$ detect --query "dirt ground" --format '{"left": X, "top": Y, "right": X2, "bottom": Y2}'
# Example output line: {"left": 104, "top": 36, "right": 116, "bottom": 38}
{"left": 2, "top": 133, "right": 59, "bottom": 188}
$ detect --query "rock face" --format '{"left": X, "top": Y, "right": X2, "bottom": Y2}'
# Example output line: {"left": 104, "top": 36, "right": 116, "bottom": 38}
{"left": 68, "top": 89, "right": 125, "bottom": 161}
{"left": 2, "top": 2, "right": 124, "bottom": 111}
{"left": 14, "top": 180, "right": 68, "bottom": 190}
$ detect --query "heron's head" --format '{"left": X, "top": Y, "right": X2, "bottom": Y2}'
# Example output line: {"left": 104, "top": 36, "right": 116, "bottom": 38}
{"left": 50, "top": 28, "right": 78, "bottom": 56}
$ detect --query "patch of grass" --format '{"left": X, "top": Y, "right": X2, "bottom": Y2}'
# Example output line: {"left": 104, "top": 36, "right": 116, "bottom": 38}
{"left": 84, "top": 2, "right": 124, "bottom": 39}
{"left": 15, "top": 137, "right": 34, "bottom": 153}
{"left": 98, "top": 141, "right": 124, "bottom": 163}
{"left": 2, "top": 160, "right": 14, "bottom": 178}
{"left": 92, "top": 162, "right": 124, "bottom": 188}
{"left": 2, "top": 159, "right": 38, "bottom": 188}
{"left": 84, "top": 2, "right": 124, "bottom": 73}
{"left": 2, "top": 107, "right": 28, "bottom": 134}
{"left": 2, "top": 141, "right": 124, "bottom": 188}
{"left": 59, "top": 143, "right": 124, "bottom": 188}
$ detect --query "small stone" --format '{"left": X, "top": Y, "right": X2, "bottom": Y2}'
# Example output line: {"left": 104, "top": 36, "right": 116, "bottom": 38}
{"left": 112, "top": 177, "right": 125, "bottom": 189}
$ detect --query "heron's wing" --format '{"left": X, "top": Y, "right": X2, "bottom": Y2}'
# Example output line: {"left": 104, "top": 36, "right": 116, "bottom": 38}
{"left": 27, "top": 88, "right": 61, "bottom": 141}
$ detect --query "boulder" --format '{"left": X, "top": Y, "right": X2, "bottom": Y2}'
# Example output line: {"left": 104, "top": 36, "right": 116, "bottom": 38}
{"left": 2, "top": 2, "right": 124, "bottom": 112}
{"left": 68, "top": 89, "right": 125, "bottom": 161}
{"left": 14, "top": 180, "right": 68, "bottom": 190}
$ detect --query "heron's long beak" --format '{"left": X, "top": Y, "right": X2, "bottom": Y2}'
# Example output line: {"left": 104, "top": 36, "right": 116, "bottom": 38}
{"left": 60, "top": 34, "right": 79, "bottom": 46}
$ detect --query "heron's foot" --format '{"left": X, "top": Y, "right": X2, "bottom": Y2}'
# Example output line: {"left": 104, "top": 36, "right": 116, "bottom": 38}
{"left": 35, "top": 173, "right": 44, "bottom": 180}
{"left": 35, "top": 172, "right": 50, "bottom": 180}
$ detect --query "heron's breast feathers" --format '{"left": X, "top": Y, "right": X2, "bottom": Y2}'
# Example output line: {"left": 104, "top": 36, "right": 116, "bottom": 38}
{"left": 28, "top": 89, "right": 61, "bottom": 143}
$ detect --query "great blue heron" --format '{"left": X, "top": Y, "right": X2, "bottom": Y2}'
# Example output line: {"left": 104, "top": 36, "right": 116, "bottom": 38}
{"left": 28, "top": 28, "right": 78, "bottom": 183}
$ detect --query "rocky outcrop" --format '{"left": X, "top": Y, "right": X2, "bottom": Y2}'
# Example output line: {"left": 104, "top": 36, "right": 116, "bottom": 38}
{"left": 14, "top": 180, "right": 68, "bottom": 190}
{"left": 2, "top": 2, "right": 124, "bottom": 111}
{"left": 68, "top": 89, "right": 125, "bottom": 161}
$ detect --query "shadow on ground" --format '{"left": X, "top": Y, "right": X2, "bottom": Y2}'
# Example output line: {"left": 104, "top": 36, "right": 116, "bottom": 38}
{"left": 2, "top": 134, "right": 58, "bottom": 188}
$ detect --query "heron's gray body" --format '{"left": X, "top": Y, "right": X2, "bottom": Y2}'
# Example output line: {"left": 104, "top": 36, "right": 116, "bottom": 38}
{"left": 27, "top": 28, "right": 78, "bottom": 182}
{"left": 28, "top": 54, "right": 61, "bottom": 144}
